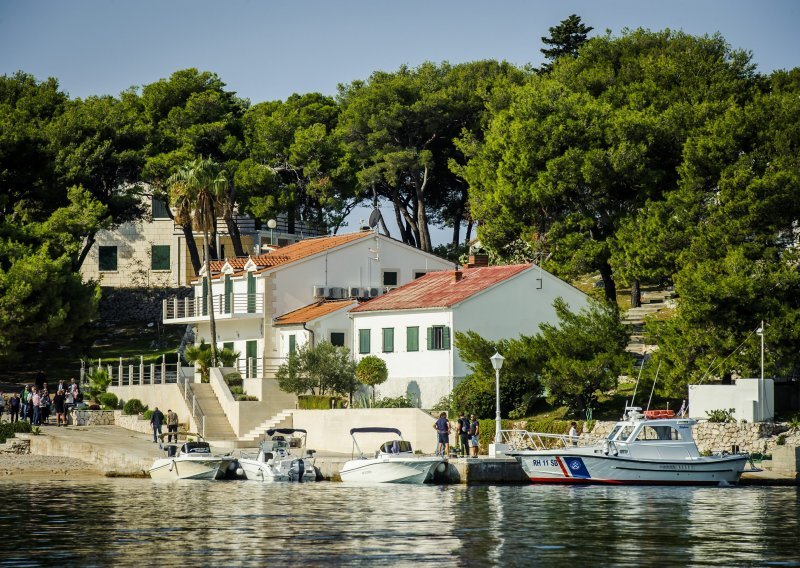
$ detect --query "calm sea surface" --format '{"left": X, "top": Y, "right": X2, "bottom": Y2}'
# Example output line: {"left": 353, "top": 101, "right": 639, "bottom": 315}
{"left": 0, "top": 479, "right": 798, "bottom": 567}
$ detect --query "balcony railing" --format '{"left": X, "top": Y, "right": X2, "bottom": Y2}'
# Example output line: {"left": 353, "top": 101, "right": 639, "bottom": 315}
{"left": 163, "top": 293, "right": 263, "bottom": 321}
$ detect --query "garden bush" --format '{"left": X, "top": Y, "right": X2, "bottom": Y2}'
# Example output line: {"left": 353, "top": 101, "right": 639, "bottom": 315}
{"left": 98, "top": 392, "right": 119, "bottom": 409}
{"left": 235, "top": 395, "right": 259, "bottom": 401}
{"left": 143, "top": 409, "right": 154, "bottom": 421}
{"left": 0, "top": 421, "right": 32, "bottom": 443}
{"left": 298, "top": 395, "right": 341, "bottom": 409}
{"left": 230, "top": 386, "right": 244, "bottom": 396}
{"left": 123, "top": 399, "right": 147, "bottom": 415}
{"left": 224, "top": 372, "right": 243, "bottom": 388}
{"left": 373, "top": 395, "right": 415, "bottom": 408}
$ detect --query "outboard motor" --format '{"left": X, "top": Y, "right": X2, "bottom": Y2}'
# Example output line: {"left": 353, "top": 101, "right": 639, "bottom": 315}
{"left": 289, "top": 458, "right": 305, "bottom": 482}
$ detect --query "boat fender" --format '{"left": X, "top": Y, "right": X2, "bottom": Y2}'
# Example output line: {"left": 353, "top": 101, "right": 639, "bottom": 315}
{"left": 436, "top": 462, "right": 447, "bottom": 473}
{"left": 236, "top": 467, "right": 244, "bottom": 477}
{"left": 169, "top": 460, "right": 175, "bottom": 472}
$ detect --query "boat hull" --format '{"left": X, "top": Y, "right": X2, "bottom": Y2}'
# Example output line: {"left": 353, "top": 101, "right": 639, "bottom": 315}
{"left": 340, "top": 457, "right": 444, "bottom": 484}
{"left": 149, "top": 457, "right": 234, "bottom": 481}
{"left": 239, "top": 458, "right": 316, "bottom": 482}
{"left": 508, "top": 452, "right": 748, "bottom": 485}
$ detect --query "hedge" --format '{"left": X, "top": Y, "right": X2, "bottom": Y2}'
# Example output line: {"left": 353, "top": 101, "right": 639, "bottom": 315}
{"left": 123, "top": 399, "right": 147, "bottom": 415}
{"left": 0, "top": 421, "right": 32, "bottom": 444}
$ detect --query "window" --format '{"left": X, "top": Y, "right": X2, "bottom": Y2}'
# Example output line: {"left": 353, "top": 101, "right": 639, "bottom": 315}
{"left": 359, "top": 329, "right": 371, "bottom": 354}
{"left": 382, "top": 328, "right": 394, "bottom": 353}
{"left": 406, "top": 326, "right": 419, "bottom": 352}
{"left": 635, "top": 426, "right": 682, "bottom": 441}
{"left": 151, "top": 198, "right": 170, "bottom": 219}
{"left": 330, "top": 332, "right": 345, "bottom": 347}
{"left": 222, "top": 342, "right": 234, "bottom": 353}
{"left": 289, "top": 335, "right": 296, "bottom": 355}
{"left": 413, "top": 271, "right": 427, "bottom": 280}
{"left": 151, "top": 245, "right": 170, "bottom": 271}
{"left": 382, "top": 270, "right": 398, "bottom": 287}
{"left": 99, "top": 246, "right": 117, "bottom": 271}
{"left": 223, "top": 275, "right": 232, "bottom": 314}
{"left": 427, "top": 326, "right": 450, "bottom": 351}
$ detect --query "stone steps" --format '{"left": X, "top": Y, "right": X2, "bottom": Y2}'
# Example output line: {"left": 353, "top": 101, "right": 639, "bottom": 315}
{"left": 239, "top": 410, "right": 294, "bottom": 442}
{"left": 191, "top": 383, "right": 238, "bottom": 441}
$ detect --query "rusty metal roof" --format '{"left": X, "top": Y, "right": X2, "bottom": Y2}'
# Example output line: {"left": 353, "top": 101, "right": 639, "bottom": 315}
{"left": 274, "top": 299, "right": 356, "bottom": 325}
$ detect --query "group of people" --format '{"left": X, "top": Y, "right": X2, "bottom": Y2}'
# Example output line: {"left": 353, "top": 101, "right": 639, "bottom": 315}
{"left": 434, "top": 412, "right": 480, "bottom": 458}
{"left": 0, "top": 376, "right": 82, "bottom": 427}
{"left": 149, "top": 407, "right": 180, "bottom": 447}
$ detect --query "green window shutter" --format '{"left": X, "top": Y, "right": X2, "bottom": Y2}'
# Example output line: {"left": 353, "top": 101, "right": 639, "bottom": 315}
{"left": 202, "top": 277, "right": 209, "bottom": 316}
{"left": 151, "top": 245, "right": 170, "bottom": 270}
{"left": 359, "top": 329, "right": 371, "bottom": 354}
{"left": 407, "top": 327, "right": 419, "bottom": 352}
{"left": 247, "top": 272, "right": 256, "bottom": 313}
{"left": 382, "top": 328, "right": 394, "bottom": 353}
{"left": 223, "top": 342, "right": 234, "bottom": 353}
{"left": 442, "top": 326, "right": 451, "bottom": 350}
{"left": 224, "top": 275, "right": 232, "bottom": 313}
{"left": 246, "top": 340, "right": 258, "bottom": 360}
{"left": 288, "top": 334, "right": 296, "bottom": 354}
{"left": 426, "top": 327, "right": 433, "bottom": 350}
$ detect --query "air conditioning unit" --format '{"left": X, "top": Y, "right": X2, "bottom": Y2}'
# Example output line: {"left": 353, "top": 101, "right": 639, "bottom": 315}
{"left": 349, "top": 287, "right": 361, "bottom": 298}
{"left": 313, "top": 286, "right": 327, "bottom": 299}
{"left": 369, "top": 287, "right": 380, "bottom": 298}
{"left": 329, "top": 287, "right": 345, "bottom": 299}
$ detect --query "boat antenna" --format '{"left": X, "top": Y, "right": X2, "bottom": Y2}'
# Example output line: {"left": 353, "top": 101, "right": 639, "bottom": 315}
{"left": 646, "top": 360, "right": 662, "bottom": 411}
{"left": 622, "top": 398, "right": 629, "bottom": 420}
{"left": 629, "top": 354, "right": 647, "bottom": 409}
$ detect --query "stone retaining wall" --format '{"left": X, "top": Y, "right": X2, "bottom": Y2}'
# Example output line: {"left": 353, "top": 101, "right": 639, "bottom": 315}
{"left": 589, "top": 420, "right": 799, "bottom": 454}
{"left": 69, "top": 409, "right": 114, "bottom": 426}
{"left": 113, "top": 411, "right": 152, "bottom": 434}
{"left": 99, "top": 286, "right": 192, "bottom": 323}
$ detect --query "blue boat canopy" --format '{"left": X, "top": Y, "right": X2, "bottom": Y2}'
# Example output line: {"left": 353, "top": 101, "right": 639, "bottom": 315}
{"left": 266, "top": 428, "right": 307, "bottom": 436}
{"left": 350, "top": 427, "right": 402, "bottom": 436}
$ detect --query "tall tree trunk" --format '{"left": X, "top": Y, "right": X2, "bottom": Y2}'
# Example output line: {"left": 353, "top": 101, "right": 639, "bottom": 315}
{"left": 225, "top": 215, "right": 245, "bottom": 257}
{"left": 209, "top": 222, "right": 219, "bottom": 261}
{"left": 598, "top": 260, "right": 617, "bottom": 304}
{"left": 73, "top": 231, "right": 96, "bottom": 272}
{"left": 465, "top": 219, "right": 474, "bottom": 245}
{"left": 203, "top": 230, "right": 218, "bottom": 367}
{"left": 288, "top": 205, "right": 296, "bottom": 234}
{"left": 451, "top": 190, "right": 468, "bottom": 247}
{"left": 182, "top": 223, "right": 202, "bottom": 275}
{"left": 414, "top": 167, "right": 432, "bottom": 252}
{"left": 630, "top": 279, "right": 642, "bottom": 308}
{"left": 392, "top": 199, "right": 413, "bottom": 245}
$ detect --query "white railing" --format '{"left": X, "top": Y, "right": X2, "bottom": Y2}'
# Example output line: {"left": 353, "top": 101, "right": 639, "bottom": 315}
{"left": 177, "top": 367, "right": 206, "bottom": 439}
{"left": 163, "top": 293, "right": 263, "bottom": 321}
{"left": 86, "top": 355, "right": 181, "bottom": 388}
{"left": 499, "top": 429, "right": 604, "bottom": 451}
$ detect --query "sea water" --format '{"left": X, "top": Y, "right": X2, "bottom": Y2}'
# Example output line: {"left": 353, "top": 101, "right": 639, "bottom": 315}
{"left": 0, "top": 480, "right": 798, "bottom": 566}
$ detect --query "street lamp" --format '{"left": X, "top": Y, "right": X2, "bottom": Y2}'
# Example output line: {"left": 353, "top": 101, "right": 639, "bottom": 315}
{"left": 267, "top": 218, "right": 277, "bottom": 245}
{"left": 490, "top": 351, "right": 504, "bottom": 456}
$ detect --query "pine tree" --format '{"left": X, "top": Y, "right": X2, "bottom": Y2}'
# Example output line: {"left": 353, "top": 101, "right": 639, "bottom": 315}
{"left": 540, "top": 14, "right": 593, "bottom": 72}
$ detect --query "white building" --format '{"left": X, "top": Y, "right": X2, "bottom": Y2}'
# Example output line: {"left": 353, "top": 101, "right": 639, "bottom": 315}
{"left": 349, "top": 264, "right": 589, "bottom": 408}
{"left": 688, "top": 378, "right": 775, "bottom": 422}
{"left": 163, "top": 230, "right": 455, "bottom": 378}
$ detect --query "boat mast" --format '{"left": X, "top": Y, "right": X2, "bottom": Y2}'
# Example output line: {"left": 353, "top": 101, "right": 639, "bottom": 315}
{"left": 646, "top": 360, "right": 662, "bottom": 412}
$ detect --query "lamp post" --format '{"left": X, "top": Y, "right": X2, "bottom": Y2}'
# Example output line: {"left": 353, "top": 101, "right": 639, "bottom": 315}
{"left": 756, "top": 320, "right": 765, "bottom": 421}
{"left": 490, "top": 352, "right": 504, "bottom": 456}
{"left": 267, "top": 218, "right": 277, "bottom": 245}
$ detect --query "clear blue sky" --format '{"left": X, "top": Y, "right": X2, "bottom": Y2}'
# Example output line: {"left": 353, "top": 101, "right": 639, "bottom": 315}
{"left": 1, "top": 0, "right": 798, "bottom": 243}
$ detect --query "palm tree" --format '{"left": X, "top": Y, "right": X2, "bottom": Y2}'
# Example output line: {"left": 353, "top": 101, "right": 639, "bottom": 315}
{"left": 167, "top": 157, "right": 228, "bottom": 366}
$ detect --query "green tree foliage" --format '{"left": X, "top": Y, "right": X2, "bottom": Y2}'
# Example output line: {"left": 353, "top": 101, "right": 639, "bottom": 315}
{"left": 86, "top": 367, "right": 111, "bottom": 401}
{"left": 275, "top": 341, "right": 357, "bottom": 397}
{"left": 539, "top": 14, "right": 593, "bottom": 72}
{"left": 237, "top": 93, "right": 356, "bottom": 234}
{"left": 355, "top": 355, "right": 388, "bottom": 402}
{"left": 466, "top": 29, "right": 758, "bottom": 301}
{"left": 453, "top": 331, "right": 545, "bottom": 419}
{"left": 338, "top": 61, "right": 525, "bottom": 250}
{"left": 184, "top": 340, "right": 213, "bottom": 382}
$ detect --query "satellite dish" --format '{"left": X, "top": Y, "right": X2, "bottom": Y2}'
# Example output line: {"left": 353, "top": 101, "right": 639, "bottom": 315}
{"left": 368, "top": 207, "right": 383, "bottom": 230}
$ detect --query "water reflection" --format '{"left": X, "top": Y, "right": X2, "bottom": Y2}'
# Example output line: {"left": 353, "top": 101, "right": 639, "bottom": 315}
{"left": 0, "top": 480, "right": 798, "bottom": 567}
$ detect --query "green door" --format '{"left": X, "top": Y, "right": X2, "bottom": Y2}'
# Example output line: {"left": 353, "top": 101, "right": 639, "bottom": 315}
{"left": 246, "top": 340, "right": 258, "bottom": 377}
{"left": 224, "top": 275, "right": 232, "bottom": 314}
{"left": 247, "top": 272, "right": 256, "bottom": 313}
{"left": 201, "top": 277, "right": 208, "bottom": 316}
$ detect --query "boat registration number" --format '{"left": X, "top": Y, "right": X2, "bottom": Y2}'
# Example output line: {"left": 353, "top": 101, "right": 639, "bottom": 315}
{"left": 529, "top": 459, "right": 559, "bottom": 467}
{"left": 658, "top": 464, "right": 693, "bottom": 471}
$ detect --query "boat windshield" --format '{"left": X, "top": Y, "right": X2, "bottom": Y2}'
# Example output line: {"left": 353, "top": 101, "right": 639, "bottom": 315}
{"left": 615, "top": 425, "right": 636, "bottom": 442}
{"left": 634, "top": 425, "right": 683, "bottom": 441}
{"left": 607, "top": 425, "right": 622, "bottom": 441}
{"left": 380, "top": 440, "right": 412, "bottom": 454}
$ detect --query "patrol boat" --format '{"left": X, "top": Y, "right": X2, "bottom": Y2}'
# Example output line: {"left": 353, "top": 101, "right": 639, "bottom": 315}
{"left": 238, "top": 428, "right": 317, "bottom": 482}
{"left": 504, "top": 408, "right": 749, "bottom": 485}
{"left": 339, "top": 427, "right": 447, "bottom": 484}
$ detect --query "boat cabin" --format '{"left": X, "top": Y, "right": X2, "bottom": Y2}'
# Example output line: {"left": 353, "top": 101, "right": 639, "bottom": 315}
{"left": 602, "top": 408, "right": 700, "bottom": 460}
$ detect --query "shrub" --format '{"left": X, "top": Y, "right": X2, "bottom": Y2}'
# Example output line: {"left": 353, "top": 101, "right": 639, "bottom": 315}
{"left": 224, "top": 373, "right": 243, "bottom": 387}
{"left": 298, "top": 395, "right": 338, "bottom": 410}
{"left": 235, "top": 395, "right": 259, "bottom": 401}
{"left": 98, "top": 393, "right": 119, "bottom": 409}
{"left": 143, "top": 409, "right": 154, "bottom": 421}
{"left": 777, "top": 434, "right": 787, "bottom": 446}
{"left": 0, "top": 421, "right": 32, "bottom": 443}
{"left": 229, "top": 386, "right": 244, "bottom": 396}
{"left": 373, "top": 395, "right": 415, "bottom": 408}
{"left": 86, "top": 367, "right": 112, "bottom": 401}
{"left": 123, "top": 399, "right": 146, "bottom": 415}
{"left": 706, "top": 408, "right": 736, "bottom": 423}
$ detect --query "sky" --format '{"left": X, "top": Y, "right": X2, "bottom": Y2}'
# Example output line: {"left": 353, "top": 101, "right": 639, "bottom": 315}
{"left": 1, "top": 0, "right": 798, "bottom": 244}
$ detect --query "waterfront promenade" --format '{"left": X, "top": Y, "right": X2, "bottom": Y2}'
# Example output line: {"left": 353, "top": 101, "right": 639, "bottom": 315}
{"left": 8, "top": 425, "right": 799, "bottom": 485}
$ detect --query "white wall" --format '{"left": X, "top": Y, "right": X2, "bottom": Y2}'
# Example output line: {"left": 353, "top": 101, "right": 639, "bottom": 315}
{"left": 108, "top": 384, "right": 197, "bottom": 431}
{"left": 276, "top": 307, "right": 354, "bottom": 359}
{"left": 291, "top": 408, "right": 439, "bottom": 454}
{"left": 689, "top": 378, "right": 775, "bottom": 422}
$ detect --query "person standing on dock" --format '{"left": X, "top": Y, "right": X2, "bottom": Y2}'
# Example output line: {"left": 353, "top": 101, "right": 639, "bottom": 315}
{"left": 434, "top": 412, "right": 450, "bottom": 457}
{"left": 53, "top": 389, "right": 66, "bottom": 427}
{"left": 469, "top": 415, "right": 480, "bottom": 457}
{"left": 150, "top": 407, "right": 165, "bottom": 446}
{"left": 457, "top": 413, "right": 469, "bottom": 457}
{"left": 20, "top": 385, "right": 30, "bottom": 422}
{"left": 569, "top": 422, "right": 578, "bottom": 446}
{"left": 9, "top": 393, "right": 20, "bottom": 423}
{"left": 166, "top": 409, "right": 179, "bottom": 442}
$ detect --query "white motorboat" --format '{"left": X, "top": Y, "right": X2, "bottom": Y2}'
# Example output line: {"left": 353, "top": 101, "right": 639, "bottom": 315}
{"left": 149, "top": 436, "right": 236, "bottom": 481}
{"left": 504, "top": 408, "right": 750, "bottom": 485}
{"left": 239, "top": 428, "right": 317, "bottom": 482}
{"left": 339, "top": 427, "right": 447, "bottom": 484}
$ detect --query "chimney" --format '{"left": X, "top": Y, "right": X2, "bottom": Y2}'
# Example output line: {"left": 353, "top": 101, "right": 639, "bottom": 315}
{"left": 454, "top": 270, "right": 463, "bottom": 282}
{"left": 467, "top": 253, "right": 489, "bottom": 268}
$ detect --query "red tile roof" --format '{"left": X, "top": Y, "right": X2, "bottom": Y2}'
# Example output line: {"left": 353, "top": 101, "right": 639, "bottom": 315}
{"left": 274, "top": 300, "right": 356, "bottom": 325}
{"left": 350, "top": 264, "right": 533, "bottom": 312}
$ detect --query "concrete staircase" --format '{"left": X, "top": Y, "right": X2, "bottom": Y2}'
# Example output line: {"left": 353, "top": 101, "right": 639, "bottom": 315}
{"left": 192, "top": 383, "right": 238, "bottom": 442}
{"left": 623, "top": 290, "right": 674, "bottom": 359}
{"left": 238, "top": 410, "right": 294, "bottom": 443}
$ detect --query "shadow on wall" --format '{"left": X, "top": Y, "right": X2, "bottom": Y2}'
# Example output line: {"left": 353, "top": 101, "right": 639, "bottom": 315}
{"left": 406, "top": 381, "right": 421, "bottom": 408}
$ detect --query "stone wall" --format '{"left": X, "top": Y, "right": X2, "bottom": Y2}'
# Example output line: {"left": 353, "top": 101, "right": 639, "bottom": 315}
{"left": 69, "top": 409, "right": 114, "bottom": 426}
{"left": 114, "top": 410, "right": 152, "bottom": 434}
{"left": 589, "top": 420, "right": 798, "bottom": 454}
{"left": 99, "top": 286, "right": 192, "bottom": 323}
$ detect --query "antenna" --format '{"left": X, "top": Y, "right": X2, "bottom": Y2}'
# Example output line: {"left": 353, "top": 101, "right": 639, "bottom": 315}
{"left": 646, "top": 360, "right": 662, "bottom": 411}
{"left": 629, "top": 354, "right": 647, "bottom": 408}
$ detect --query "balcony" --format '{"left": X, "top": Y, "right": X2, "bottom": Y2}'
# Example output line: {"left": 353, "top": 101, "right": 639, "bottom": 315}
{"left": 163, "top": 293, "right": 263, "bottom": 323}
